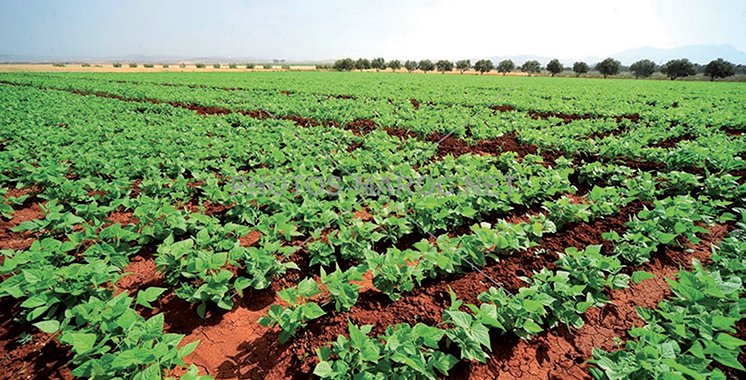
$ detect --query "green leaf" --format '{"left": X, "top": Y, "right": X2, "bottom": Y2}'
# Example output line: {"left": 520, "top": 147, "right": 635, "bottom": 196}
{"left": 136, "top": 287, "right": 167, "bottom": 309}
{"left": 523, "top": 299, "right": 545, "bottom": 313}
{"left": 313, "top": 361, "right": 334, "bottom": 378}
{"left": 21, "top": 294, "right": 47, "bottom": 308}
{"left": 33, "top": 320, "right": 60, "bottom": 334}
{"left": 523, "top": 319, "right": 543, "bottom": 335}
{"left": 111, "top": 349, "right": 139, "bottom": 368}
{"left": 531, "top": 222, "right": 544, "bottom": 236}
{"left": 445, "top": 310, "right": 472, "bottom": 330}
{"left": 61, "top": 332, "right": 97, "bottom": 354}
{"left": 658, "top": 232, "right": 677, "bottom": 244}
{"left": 302, "top": 303, "right": 325, "bottom": 320}
{"left": 713, "top": 351, "right": 746, "bottom": 371}
{"left": 715, "top": 333, "right": 746, "bottom": 350}
{"left": 179, "top": 340, "right": 200, "bottom": 358}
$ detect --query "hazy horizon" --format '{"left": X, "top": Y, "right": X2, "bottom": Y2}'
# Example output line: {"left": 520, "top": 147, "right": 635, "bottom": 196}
{"left": 1, "top": 0, "right": 745, "bottom": 62}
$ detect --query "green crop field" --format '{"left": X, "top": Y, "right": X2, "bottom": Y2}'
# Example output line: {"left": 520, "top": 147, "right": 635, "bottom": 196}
{"left": 0, "top": 71, "right": 744, "bottom": 379}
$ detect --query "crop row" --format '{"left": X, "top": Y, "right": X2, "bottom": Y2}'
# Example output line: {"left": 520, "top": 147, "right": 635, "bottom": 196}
{"left": 1, "top": 77, "right": 743, "bottom": 176}
{"left": 305, "top": 195, "right": 743, "bottom": 379}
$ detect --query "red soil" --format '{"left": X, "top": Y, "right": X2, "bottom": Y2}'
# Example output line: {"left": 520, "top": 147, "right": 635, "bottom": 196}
{"left": 0, "top": 202, "right": 43, "bottom": 251}
{"left": 586, "top": 125, "right": 629, "bottom": 140}
{"left": 239, "top": 109, "right": 273, "bottom": 119}
{"left": 166, "top": 101, "right": 232, "bottom": 116}
{"left": 239, "top": 231, "right": 262, "bottom": 248}
{"left": 383, "top": 127, "right": 418, "bottom": 139}
{"left": 0, "top": 299, "right": 73, "bottom": 380}
{"left": 650, "top": 134, "right": 695, "bottom": 149}
{"left": 352, "top": 208, "right": 374, "bottom": 221}
{"left": 170, "top": 290, "right": 285, "bottom": 379}
{"left": 490, "top": 105, "right": 516, "bottom": 113}
{"left": 433, "top": 132, "right": 538, "bottom": 159}
{"left": 344, "top": 119, "right": 378, "bottom": 134}
{"left": 107, "top": 211, "right": 139, "bottom": 226}
{"left": 517, "top": 108, "right": 640, "bottom": 126}
{"left": 116, "top": 249, "right": 166, "bottom": 295}
{"left": 130, "top": 179, "right": 142, "bottom": 198}
{"left": 721, "top": 126, "right": 743, "bottom": 136}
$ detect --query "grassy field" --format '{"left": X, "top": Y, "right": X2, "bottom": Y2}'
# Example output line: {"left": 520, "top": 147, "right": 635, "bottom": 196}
{"left": 0, "top": 71, "right": 744, "bottom": 379}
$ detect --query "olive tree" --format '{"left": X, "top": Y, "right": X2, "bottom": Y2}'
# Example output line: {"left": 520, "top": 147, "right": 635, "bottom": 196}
{"left": 629, "top": 59, "right": 657, "bottom": 79}
{"left": 418, "top": 59, "right": 435, "bottom": 73}
{"left": 334, "top": 58, "right": 354, "bottom": 71}
{"left": 436, "top": 60, "right": 453, "bottom": 73}
{"left": 404, "top": 60, "right": 418, "bottom": 73}
{"left": 546, "top": 59, "right": 563, "bottom": 77}
{"left": 354, "top": 58, "right": 371, "bottom": 71}
{"left": 595, "top": 58, "right": 621, "bottom": 79}
{"left": 474, "top": 59, "right": 494, "bottom": 74}
{"left": 660, "top": 58, "right": 696, "bottom": 80}
{"left": 497, "top": 59, "right": 515, "bottom": 75}
{"left": 387, "top": 59, "right": 402, "bottom": 71}
{"left": 704, "top": 58, "right": 735, "bottom": 81}
{"left": 370, "top": 57, "right": 386, "bottom": 72}
{"left": 455, "top": 59, "right": 471, "bottom": 74}
{"left": 521, "top": 60, "right": 542, "bottom": 76}
{"left": 573, "top": 61, "right": 589, "bottom": 77}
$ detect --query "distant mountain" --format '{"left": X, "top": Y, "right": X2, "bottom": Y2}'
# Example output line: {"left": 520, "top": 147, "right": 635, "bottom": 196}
{"left": 0, "top": 54, "right": 289, "bottom": 64}
{"left": 2, "top": 44, "right": 744, "bottom": 66}
{"left": 487, "top": 54, "right": 553, "bottom": 66}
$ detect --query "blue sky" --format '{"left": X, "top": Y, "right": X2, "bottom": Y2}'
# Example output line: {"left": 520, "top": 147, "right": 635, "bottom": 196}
{"left": 1, "top": 0, "right": 744, "bottom": 60}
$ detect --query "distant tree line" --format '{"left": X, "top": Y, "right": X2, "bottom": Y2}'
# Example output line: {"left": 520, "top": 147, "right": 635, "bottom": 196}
{"left": 331, "top": 56, "right": 741, "bottom": 80}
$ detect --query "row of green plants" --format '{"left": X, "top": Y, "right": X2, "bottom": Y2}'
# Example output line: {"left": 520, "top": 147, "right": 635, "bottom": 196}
{"left": 591, "top": 214, "right": 746, "bottom": 379}
{"left": 308, "top": 196, "right": 744, "bottom": 379}
{"left": 21, "top": 71, "right": 746, "bottom": 121}
{"left": 0, "top": 236, "right": 205, "bottom": 379}
{"left": 4, "top": 73, "right": 741, "bottom": 175}
{"left": 259, "top": 179, "right": 642, "bottom": 343}
{"left": 312, "top": 244, "right": 633, "bottom": 379}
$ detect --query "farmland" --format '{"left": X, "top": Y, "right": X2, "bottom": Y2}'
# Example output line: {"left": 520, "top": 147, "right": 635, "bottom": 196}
{"left": 0, "top": 71, "right": 744, "bottom": 379}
